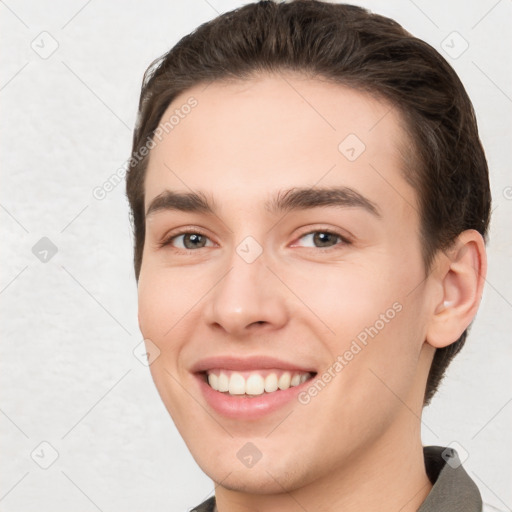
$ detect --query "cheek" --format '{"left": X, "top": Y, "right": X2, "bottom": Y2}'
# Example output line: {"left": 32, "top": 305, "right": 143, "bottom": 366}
{"left": 286, "top": 255, "right": 426, "bottom": 386}
{"left": 137, "top": 268, "right": 189, "bottom": 352}
{"left": 286, "top": 260, "right": 404, "bottom": 336}
{"left": 137, "top": 275, "right": 167, "bottom": 340}
{"left": 137, "top": 270, "right": 194, "bottom": 418}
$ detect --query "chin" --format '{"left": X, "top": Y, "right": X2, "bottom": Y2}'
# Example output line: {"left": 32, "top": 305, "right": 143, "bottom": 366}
{"left": 191, "top": 444, "right": 319, "bottom": 496}
{"left": 205, "top": 464, "right": 307, "bottom": 494}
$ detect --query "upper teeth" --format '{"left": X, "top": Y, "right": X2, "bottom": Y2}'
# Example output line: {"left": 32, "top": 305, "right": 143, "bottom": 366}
{"left": 207, "top": 370, "right": 311, "bottom": 396}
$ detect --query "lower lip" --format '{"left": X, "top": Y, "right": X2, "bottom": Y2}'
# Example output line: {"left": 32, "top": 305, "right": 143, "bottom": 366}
{"left": 195, "top": 374, "right": 314, "bottom": 420}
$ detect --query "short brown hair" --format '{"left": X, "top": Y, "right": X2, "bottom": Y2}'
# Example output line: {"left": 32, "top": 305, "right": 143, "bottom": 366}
{"left": 126, "top": 0, "right": 491, "bottom": 405}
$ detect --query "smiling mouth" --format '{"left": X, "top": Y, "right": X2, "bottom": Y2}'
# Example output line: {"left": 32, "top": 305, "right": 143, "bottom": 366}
{"left": 202, "top": 369, "right": 316, "bottom": 397}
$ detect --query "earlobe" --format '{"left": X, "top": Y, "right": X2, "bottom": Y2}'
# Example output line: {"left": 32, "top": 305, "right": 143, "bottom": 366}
{"left": 426, "top": 230, "right": 487, "bottom": 348}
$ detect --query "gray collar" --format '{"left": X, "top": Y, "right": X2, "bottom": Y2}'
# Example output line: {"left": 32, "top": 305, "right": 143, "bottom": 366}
{"left": 418, "top": 445, "right": 482, "bottom": 512}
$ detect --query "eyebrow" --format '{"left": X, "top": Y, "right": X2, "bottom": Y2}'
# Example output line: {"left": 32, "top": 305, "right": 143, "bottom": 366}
{"left": 145, "top": 186, "right": 380, "bottom": 218}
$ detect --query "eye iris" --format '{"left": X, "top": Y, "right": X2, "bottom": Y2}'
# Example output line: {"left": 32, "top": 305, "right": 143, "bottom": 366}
{"left": 313, "top": 232, "right": 337, "bottom": 247}
{"left": 184, "top": 233, "right": 206, "bottom": 249}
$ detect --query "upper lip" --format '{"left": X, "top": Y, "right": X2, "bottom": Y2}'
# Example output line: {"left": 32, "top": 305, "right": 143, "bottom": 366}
{"left": 191, "top": 355, "right": 316, "bottom": 374}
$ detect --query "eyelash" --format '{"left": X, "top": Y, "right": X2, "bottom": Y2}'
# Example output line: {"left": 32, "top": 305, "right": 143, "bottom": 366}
{"left": 158, "top": 228, "right": 352, "bottom": 252}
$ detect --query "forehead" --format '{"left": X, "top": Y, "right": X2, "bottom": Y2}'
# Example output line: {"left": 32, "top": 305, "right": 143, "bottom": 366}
{"left": 144, "top": 72, "right": 416, "bottom": 217}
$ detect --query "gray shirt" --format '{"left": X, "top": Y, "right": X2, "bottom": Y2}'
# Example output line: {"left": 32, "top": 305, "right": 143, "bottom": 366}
{"left": 192, "top": 445, "right": 483, "bottom": 512}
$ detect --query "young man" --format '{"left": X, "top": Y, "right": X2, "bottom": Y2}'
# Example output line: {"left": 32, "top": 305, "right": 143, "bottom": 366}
{"left": 126, "top": 1, "right": 490, "bottom": 510}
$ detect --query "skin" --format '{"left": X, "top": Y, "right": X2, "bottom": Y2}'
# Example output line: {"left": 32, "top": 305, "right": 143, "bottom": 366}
{"left": 137, "top": 72, "right": 486, "bottom": 512}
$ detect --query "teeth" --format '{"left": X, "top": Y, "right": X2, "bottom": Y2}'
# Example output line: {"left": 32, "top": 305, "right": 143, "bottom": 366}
{"left": 218, "top": 372, "right": 229, "bottom": 392}
{"left": 245, "top": 374, "right": 265, "bottom": 395}
{"left": 278, "top": 372, "right": 291, "bottom": 390}
{"left": 207, "top": 373, "right": 218, "bottom": 390}
{"left": 229, "top": 373, "right": 246, "bottom": 395}
{"left": 290, "top": 374, "right": 301, "bottom": 387}
{"left": 207, "top": 370, "right": 312, "bottom": 395}
{"left": 264, "top": 373, "right": 278, "bottom": 393}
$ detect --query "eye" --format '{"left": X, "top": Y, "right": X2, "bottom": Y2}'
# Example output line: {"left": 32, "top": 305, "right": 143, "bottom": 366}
{"left": 293, "top": 230, "right": 350, "bottom": 249}
{"left": 159, "top": 228, "right": 350, "bottom": 252}
{"left": 161, "top": 231, "right": 215, "bottom": 250}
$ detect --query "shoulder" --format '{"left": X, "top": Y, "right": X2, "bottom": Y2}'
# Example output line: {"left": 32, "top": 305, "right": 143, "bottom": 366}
{"left": 190, "top": 496, "right": 215, "bottom": 512}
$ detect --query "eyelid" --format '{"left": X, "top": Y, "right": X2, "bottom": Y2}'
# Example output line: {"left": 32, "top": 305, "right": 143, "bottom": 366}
{"left": 158, "top": 226, "right": 216, "bottom": 249}
{"left": 158, "top": 225, "right": 352, "bottom": 251}
{"left": 290, "top": 227, "right": 352, "bottom": 249}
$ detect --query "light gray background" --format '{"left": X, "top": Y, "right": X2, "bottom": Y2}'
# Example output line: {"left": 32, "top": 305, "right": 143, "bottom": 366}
{"left": 1, "top": 1, "right": 511, "bottom": 511}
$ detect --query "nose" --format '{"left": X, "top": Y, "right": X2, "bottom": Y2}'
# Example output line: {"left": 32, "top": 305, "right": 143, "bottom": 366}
{"left": 203, "top": 248, "right": 289, "bottom": 337}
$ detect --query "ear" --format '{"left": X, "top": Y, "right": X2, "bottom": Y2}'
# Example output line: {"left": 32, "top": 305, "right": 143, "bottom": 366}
{"left": 426, "top": 230, "right": 487, "bottom": 348}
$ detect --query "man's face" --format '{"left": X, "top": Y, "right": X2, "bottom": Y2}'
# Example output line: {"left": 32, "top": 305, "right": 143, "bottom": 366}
{"left": 138, "top": 73, "right": 436, "bottom": 492}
